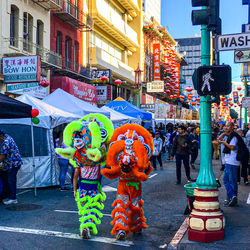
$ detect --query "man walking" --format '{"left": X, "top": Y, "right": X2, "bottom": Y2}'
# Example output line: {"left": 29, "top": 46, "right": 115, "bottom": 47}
{"left": 218, "top": 122, "right": 241, "bottom": 206}
{"left": 0, "top": 129, "right": 22, "bottom": 205}
{"left": 171, "top": 126, "right": 194, "bottom": 184}
{"left": 152, "top": 132, "right": 163, "bottom": 170}
{"left": 189, "top": 127, "right": 199, "bottom": 169}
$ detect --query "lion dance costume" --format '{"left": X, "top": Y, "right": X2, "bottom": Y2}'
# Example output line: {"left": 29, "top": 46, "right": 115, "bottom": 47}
{"left": 101, "top": 124, "right": 153, "bottom": 240}
{"left": 56, "top": 114, "right": 113, "bottom": 238}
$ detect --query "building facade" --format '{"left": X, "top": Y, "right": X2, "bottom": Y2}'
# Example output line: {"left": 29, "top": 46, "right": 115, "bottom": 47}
{"left": 0, "top": 0, "right": 62, "bottom": 98}
{"left": 142, "top": 0, "right": 161, "bottom": 25}
{"left": 88, "top": 0, "right": 143, "bottom": 106}
{"left": 175, "top": 37, "right": 201, "bottom": 94}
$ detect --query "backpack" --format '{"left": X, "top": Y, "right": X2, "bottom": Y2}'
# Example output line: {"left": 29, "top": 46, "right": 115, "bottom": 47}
{"left": 223, "top": 132, "right": 249, "bottom": 162}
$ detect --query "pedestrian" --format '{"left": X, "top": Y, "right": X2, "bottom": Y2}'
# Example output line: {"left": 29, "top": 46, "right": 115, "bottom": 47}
{"left": 245, "top": 123, "right": 250, "bottom": 180}
{"left": 189, "top": 127, "right": 199, "bottom": 169}
{"left": 56, "top": 131, "right": 69, "bottom": 191}
{"left": 212, "top": 127, "right": 220, "bottom": 160}
{"left": 236, "top": 129, "right": 249, "bottom": 185}
{"left": 0, "top": 129, "right": 22, "bottom": 205}
{"left": 164, "top": 128, "right": 173, "bottom": 160}
{"left": 218, "top": 122, "right": 248, "bottom": 207}
{"left": 152, "top": 132, "right": 163, "bottom": 170}
{"left": 170, "top": 125, "right": 194, "bottom": 184}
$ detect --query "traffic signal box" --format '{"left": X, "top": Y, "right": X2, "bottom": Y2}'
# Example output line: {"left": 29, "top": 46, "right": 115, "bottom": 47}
{"left": 192, "top": 0, "right": 221, "bottom": 34}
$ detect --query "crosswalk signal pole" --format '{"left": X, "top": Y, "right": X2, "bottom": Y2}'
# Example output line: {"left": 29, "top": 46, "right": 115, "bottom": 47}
{"left": 189, "top": 1, "right": 225, "bottom": 243}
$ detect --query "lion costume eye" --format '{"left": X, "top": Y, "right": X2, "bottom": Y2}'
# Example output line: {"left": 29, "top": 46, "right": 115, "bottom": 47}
{"left": 100, "top": 128, "right": 107, "bottom": 142}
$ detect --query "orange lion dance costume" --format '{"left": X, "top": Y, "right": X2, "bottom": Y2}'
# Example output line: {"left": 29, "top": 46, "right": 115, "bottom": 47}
{"left": 101, "top": 124, "right": 153, "bottom": 240}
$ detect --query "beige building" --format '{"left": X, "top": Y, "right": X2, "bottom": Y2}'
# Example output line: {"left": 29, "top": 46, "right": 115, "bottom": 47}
{"left": 143, "top": 0, "right": 161, "bottom": 25}
{"left": 0, "top": 0, "right": 62, "bottom": 96}
{"left": 88, "top": 0, "right": 143, "bottom": 105}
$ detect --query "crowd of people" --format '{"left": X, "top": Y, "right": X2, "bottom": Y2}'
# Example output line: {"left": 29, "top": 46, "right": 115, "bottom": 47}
{"left": 147, "top": 121, "right": 250, "bottom": 206}
{"left": 0, "top": 121, "right": 249, "bottom": 209}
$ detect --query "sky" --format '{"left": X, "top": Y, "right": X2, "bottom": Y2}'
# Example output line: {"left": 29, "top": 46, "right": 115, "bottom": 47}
{"left": 161, "top": 0, "right": 249, "bottom": 82}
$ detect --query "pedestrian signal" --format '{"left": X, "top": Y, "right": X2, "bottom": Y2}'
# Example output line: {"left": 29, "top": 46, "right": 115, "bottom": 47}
{"left": 196, "top": 65, "right": 232, "bottom": 96}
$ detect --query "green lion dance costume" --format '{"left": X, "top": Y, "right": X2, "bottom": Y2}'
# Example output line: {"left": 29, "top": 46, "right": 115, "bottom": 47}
{"left": 56, "top": 114, "right": 113, "bottom": 239}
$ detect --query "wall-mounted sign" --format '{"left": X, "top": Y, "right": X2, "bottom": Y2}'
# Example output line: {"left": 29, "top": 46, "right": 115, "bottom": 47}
{"left": 147, "top": 81, "right": 164, "bottom": 93}
{"left": 234, "top": 49, "right": 250, "bottom": 63}
{"left": 242, "top": 97, "right": 250, "bottom": 108}
{"left": 140, "top": 104, "right": 155, "bottom": 112}
{"left": 91, "top": 69, "right": 111, "bottom": 83}
{"left": 96, "top": 85, "right": 112, "bottom": 101}
{"left": 3, "top": 56, "right": 41, "bottom": 83}
{"left": 6, "top": 82, "right": 47, "bottom": 99}
{"left": 153, "top": 43, "right": 161, "bottom": 81}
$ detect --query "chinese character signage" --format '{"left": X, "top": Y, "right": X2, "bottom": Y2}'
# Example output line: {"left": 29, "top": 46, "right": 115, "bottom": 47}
{"left": 147, "top": 81, "right": 164, "bottom": 93}
{"left": 96, "top": 86, "right": 112, "bottom": 101}
{"left": 3, "top": 56, "right": 41, "bottom": 83}
{"left": 91, "top": 69, "right": 111, "bottom": 83}
{"left": 233, "top": 91, "right": 238, "bottom": 103}
{"left": 153, "top": 43, "right": 161, "bottom": 81}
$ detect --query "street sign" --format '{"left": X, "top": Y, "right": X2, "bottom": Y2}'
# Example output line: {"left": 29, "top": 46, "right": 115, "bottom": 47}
{"left": 218, "top": 33, "right": 250, "bottom": 51}
{"left": 197, "top": 65, "right": 232, "bottom": 96}
{"left": 147, "top": 81, "right": 164, "bottom": 93}
{"left": 242, "top": 97, "right": 250, "bottom": 108}
{"left": 234, "top": 49, "right": 250, "bottom": 63}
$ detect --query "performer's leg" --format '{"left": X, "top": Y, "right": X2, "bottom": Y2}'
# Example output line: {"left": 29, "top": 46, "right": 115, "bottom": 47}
{"left": 129, "top": 183, "right": 148, "bottom": 233}
{"left": 111, "top": 181, "right": 130, "bottom": 238}
{"left": 76, "top": 182, "right": 106, "bottom": 238}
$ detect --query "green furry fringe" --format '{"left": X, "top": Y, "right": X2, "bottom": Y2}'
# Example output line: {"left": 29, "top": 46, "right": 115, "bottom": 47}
{"left": 76, "top": 190, "right": 106, "bottom": 235}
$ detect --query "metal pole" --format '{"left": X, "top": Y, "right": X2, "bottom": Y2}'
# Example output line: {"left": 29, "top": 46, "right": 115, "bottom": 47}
{"left": 31, "top": 120, "right": 37, "bottom": 196}
{"left": 196, "top": 24, "right": 217, "bottom": 188}
{"left": 240, "top": 104, "right": 243, "bottom": 129}
{"left": 244, "top": 80, "right": 248, "bottom": 126}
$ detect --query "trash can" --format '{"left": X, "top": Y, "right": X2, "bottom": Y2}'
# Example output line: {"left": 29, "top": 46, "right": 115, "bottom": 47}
{"left": 184, "top": 182, "right": 198, "bottom": 215}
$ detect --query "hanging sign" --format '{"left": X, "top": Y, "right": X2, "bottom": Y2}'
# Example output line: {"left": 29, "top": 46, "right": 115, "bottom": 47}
{"left": 242, "top": 97, "right": 250, "bottom": 108}
{"left": 153, "top": 43, "right": 161, "bottom": 81}
{"left": 234, "top": 49, "right": 250, "bottom": 63}
{"left": 147, "top": 81, "right": 164, "bottom": 93}
{"left": 3, "top": 56, "right": 41, "bottom": 83}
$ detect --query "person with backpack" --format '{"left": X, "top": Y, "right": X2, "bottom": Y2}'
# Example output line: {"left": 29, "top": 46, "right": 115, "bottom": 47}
{"left": 218, "top": 122, "right": 249, "bottom": 207}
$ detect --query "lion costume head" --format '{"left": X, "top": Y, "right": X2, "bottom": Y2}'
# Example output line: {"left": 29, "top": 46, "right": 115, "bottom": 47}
{"left": 101, "top": 124, "right": 153, "bottom": 181}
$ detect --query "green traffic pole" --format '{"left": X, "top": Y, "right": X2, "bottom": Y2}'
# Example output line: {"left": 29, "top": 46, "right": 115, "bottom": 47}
{"left": 196, "top": 23, "right": 217, "bottom": 189}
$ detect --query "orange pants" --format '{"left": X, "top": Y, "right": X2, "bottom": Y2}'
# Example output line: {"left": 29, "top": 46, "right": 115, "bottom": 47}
{"left": 110, "top": 180, "right": 147, "bottom": 235}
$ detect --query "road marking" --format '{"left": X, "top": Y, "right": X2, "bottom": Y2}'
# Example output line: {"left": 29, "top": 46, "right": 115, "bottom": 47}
{"left": 167, "top": 218, "right": 188, "bottom": 249}
{"left": 149, "top": 173, "right": 158, "bottom": 179}
{"left": 0, "top": 226, "right": 133, "bottom": 247}
{"left": 17, "top": 190, "right": 31, "bottom": 196}
{"left": 102, "top": 185, "right": 117, "bottom": 192}
{"left": 54, "top": 210, "right": 111, "bottom": 217}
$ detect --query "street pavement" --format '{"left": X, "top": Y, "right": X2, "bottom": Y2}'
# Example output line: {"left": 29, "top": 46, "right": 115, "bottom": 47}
{"left": 0, "top": 155, "right": 249, "bottom": 250}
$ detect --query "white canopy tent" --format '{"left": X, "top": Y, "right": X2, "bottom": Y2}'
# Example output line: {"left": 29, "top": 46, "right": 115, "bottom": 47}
{"left": 43, "top": 88, "right": 110, "bottom": 118}
{"left": 100, "top": 106, "right": 138, "bottom": 127}
{"left": 0, "top": 94, "right": 80, "bottom": 191}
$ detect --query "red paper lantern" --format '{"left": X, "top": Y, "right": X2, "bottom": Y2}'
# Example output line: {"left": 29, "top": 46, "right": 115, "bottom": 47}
{"left": 185, "top": 87, "right": 193, "bottom": 92}
{"left": 31, "top": 108, "right": 39, "bottom": 118}
{"left": 228, "top": 98, "right": 232, "bottom": 101}
{"left": 239, "top": 94, "right": 242, "bottom": 97}
{"left": 166, "top": 89, "right": 171, "bottom": 93}
{"left": 191, "top": 102, "right": 196, "bottom": 105}
{"left": 185, "top": 100, "right": 189, "bottom": 104}
{"left": 196, "top": 98, "right": 200, "bottom": 102}
{"left": 221, "top": 97, "right": 226, "bottom": 101}
{"left": 101, "top": 76, "right": 108, "bottom": 82}
{"left": 114, "top": 79, "right": 122, "bottom": 86}
{"left": 237, "top": 87, "right": 242, "bottom": 91}
{"left": 197, "top": 103, "right": 200, "bottom": 106}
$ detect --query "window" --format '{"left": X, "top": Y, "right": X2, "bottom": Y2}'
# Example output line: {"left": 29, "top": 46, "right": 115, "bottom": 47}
{"left": 36, "top": 20, "right": 44, "bottom": 56}
{"left": 10, "top": 5, "right": 19, "bottom": 47}
{"left": 74, "top": 41, "right": 79, "bottom": 71}
{"left": 23, "top": 12, "right": 33, "bottom": 52}
{"left": 65, "top": 36, "right": 72, "bottom": 68}
{"left": 56, "top": 31, "right": 62, "bottom": 55}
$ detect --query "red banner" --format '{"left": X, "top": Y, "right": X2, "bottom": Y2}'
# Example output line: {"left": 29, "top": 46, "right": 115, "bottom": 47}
{"left": 153, "top": 43, "right": 161, "bottom": 81}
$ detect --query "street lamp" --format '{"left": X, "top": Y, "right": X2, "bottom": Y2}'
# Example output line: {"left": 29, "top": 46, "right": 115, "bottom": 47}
{"left": 240, "top": 63, "right": 250, "bottom": 126}
{"left": 134, "top": 65, "right": 143, "bottom": 107}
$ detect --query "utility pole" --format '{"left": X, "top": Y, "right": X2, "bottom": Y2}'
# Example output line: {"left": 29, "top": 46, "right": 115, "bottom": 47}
{"left": 188, "top": 0, "right": 225, "bottom": 243}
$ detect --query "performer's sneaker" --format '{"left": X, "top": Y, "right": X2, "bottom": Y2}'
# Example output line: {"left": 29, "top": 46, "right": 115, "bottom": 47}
{"left": 81, "top": 228, "right": 91, "bottom": 239}
{"left": 116, "top": 230, "right": 126, "bottom": 241}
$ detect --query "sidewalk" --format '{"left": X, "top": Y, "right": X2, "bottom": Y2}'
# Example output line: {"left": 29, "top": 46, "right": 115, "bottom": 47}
{"left": 178, "top": 159, "right": 250, "bottom": 250}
